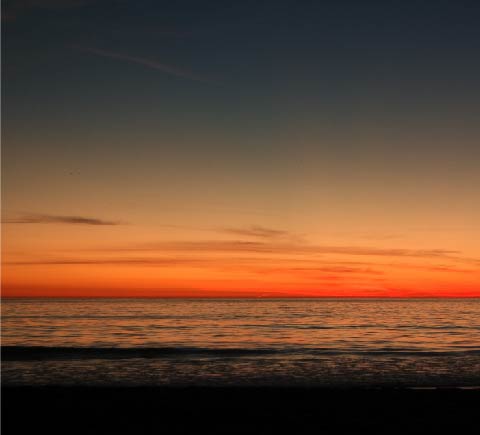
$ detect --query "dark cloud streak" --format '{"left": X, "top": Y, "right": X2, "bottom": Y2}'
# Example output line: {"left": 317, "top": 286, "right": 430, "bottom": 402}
{"left": 4, "top": 213, "right": 123, "bottom": 226}
{"left": 74, "top": 46, "right": 215, "bottom": 83}
{"left": 6, "top": 258, "right": 202, "bottom": 266}
{"left": 137, "top": 240, "right": 460, "bottom": 259}
{"left": 221, "top": 225, "right": 290, "bottom": 239}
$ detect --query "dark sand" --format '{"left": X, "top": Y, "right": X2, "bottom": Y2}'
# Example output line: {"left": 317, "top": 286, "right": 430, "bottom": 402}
{"left": 2, "top": 387, "right": 479, "bottom": 434}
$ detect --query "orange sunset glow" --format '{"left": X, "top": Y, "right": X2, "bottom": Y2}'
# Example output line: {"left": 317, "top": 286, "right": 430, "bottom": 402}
{"left": 2, "top": 0, "right": 479, "bottom": 299}
{"left": 2, "top": 214, "right": 479, "bottom": 297}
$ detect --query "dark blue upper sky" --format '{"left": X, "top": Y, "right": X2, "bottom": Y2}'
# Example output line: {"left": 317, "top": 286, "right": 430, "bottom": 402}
{"left": 3, "top": 0, "right": 480, "bottom": 207}
{"left": 4, "top": 0, "right": 480, "bottom": 127}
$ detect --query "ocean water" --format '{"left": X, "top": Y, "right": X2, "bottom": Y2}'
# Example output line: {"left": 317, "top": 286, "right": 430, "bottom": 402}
{"left": 2, "top": 298, "right": 480, "bottom": 387}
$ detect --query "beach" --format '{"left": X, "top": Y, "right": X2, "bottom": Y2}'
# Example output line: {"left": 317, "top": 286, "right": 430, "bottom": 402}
{"left": 3, "top": 386, "right": 479, "bottom": 434}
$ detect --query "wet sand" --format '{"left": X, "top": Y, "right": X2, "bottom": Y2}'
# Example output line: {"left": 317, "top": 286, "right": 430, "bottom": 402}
{"left": 2, "top": 386, "right": 478, "bottom": 434}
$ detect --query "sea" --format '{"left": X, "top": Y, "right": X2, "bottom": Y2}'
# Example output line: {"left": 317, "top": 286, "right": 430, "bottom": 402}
{"left": 2, "top": 298, "right": 480, "bottom": 388}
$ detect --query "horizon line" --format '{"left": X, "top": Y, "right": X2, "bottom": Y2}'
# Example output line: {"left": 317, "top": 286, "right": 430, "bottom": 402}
{"left": 2, "top": 296, "right": 479, "bottom": 300}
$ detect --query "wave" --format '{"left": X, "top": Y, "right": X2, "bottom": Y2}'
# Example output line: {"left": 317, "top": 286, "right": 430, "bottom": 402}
{"left": 3, "top": 346, "right": 480, "bottom": 361}
{"left": 4, "top": 316, "right": 479, "bottom": 332}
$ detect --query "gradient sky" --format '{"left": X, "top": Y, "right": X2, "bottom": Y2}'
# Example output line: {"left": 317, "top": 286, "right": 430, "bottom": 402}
{"left": 2, "top": 0, "right": 480, "bottom": 297}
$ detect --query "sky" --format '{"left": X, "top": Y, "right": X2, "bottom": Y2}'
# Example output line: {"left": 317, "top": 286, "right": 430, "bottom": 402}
{"left": 2, "top": 0, "right": 480, "bottom": 297}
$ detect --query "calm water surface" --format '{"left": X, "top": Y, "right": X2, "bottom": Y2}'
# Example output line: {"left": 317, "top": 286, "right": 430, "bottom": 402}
{"left": 2, "top": 298, "right": 480, "bottom": 387}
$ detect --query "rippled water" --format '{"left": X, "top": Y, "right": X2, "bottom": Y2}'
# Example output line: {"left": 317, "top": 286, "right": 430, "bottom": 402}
{"left": 2, "top": 298, "right": 480, "bottom": 386}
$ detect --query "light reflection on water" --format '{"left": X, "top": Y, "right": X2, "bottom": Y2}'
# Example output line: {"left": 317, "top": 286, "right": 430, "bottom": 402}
{"left": 2, "top": 299, "right": 480, "bottom": 386}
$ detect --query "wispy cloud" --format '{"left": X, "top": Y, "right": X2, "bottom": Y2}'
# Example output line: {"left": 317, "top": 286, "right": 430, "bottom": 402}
{"left": 5, "top": 257, "right": 204, "bottom": 266}
{"left": 221, "top": 225, "right": 290, "bottom": 239}
{"left": 255, "top": 266, "right": 384, "bottom": 275}
{"left": 311, "top": 246, "right": 459, "bottom": 258}
{"left": 4, "top": 213, "right": 123, "bottom": 226}
{"left": 132, "top": 240, "right": 460, "bottom": 259}
{"left": 75, "top": 46, "right": 214, "bottom": 83}
{"left": 3, "top": 256, "right": 385, "bottom": 281}
{"left": 386, "top": 263, "right": 479, "bottom": 274}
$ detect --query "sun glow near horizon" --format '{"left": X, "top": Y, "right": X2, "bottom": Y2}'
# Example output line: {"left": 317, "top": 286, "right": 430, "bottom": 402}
{"left": 2, "top": 218, "right": 479, "bottom": 298}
